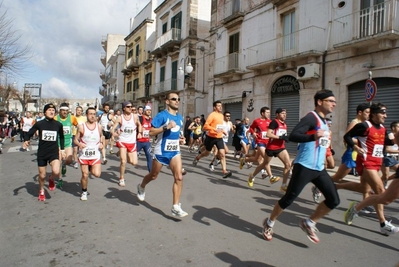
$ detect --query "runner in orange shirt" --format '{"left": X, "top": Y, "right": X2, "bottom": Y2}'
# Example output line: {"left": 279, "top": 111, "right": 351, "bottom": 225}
{"left": 192, "top": 101, "right": 232, "bottom": 178}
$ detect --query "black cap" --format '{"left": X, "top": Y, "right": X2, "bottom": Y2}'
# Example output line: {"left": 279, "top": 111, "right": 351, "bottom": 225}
{"left": 275, "top": 108, "right": 286, "bottom": 114}
{"left": 43, "top": 103, "right": 56, "bottom": 113}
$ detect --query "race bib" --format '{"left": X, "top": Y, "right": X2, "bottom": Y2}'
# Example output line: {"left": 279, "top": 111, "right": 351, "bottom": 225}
{"left": 124, "top": 127, "right": 134, "bottom": 134}
{"left": 261, "top": 131, "right": 267, "bottom": 139}
{"left": 164, "top": 139, "right": 179, "bottom": 151}
{"left": 143, "top": 130, "right": 150, "bottom": 138}
{"left": 42, "top": 130, "right": 57, "bottom": 141}
{"left": 319, "top": 131, "right": 330, "bottom": 148}
{"left": 83, "top": 147, "right": 97, "bottom": 157}
{"left": 216, "top": 124, "right": 224, "bottom": 131}
{"left": 277, "top": 129, "right": 287, "bottom": 136}
{"left": 63, "top": 126, "right": 71, "bottom": 135}
{"left": 372, "top": 144, "right": 384, "bottom": 158}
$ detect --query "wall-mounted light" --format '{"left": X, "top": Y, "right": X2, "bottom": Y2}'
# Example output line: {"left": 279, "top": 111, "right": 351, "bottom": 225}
{"left": 242, "top": 90, "right": 252, "bottom": 98}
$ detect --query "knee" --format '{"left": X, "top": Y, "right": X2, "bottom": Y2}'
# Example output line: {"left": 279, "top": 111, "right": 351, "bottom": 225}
{"left": 324, "top": 194, "right": 340, "bottom": 209}
{"left": 174, "top": 175, "right": 183, "bottom": 182}
{"left": 120, "top": 159, "right": 127, "bottom": 166}
{"left": 278, "top": 193, "right": 298, "bottom": 209}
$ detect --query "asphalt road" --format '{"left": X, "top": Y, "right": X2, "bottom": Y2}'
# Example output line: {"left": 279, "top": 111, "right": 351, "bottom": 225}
{"left": 0, "top": 140, "right": 398, "bottom": 267}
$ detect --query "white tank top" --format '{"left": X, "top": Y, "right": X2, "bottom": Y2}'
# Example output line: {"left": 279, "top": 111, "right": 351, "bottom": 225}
{"left": 119, "top": 114, "right": 137, "bottom": 143}
{"left": 222, "top": 120, "right": 230, "bottom": 142}
{"left": 79, "top": 122, "right": 101, "bottom": 160}
{"left": 99, "top": 113, "right": 110, "bottom": 131}
{"left": 22, "top": 117, "right": 34, "bottom": 132}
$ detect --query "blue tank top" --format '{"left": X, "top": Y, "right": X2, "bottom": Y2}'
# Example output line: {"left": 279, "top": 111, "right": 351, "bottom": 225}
{"left": 152, "top": 110, "right": 183, "bottom": 157}
{"left": 294, "top": 111, "right": 329, "bottom": 171}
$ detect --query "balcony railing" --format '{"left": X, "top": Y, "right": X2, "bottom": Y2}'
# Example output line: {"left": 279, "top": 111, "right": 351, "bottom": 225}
{"left": 101, "top": 36, "right": 107, "bottom": 51}
{"left": 153, "top": 79, "right": 178, "bottom": 94}
{"left": 332, "top": 0, "right": 399, "bottom": 47}
{"left": 106, "top": 70, "right": 118, "bottom": 83}
{"left": 99, "top": 70, "right": 105, "bottom": 80}
{"left": 126, "top": 56, "right": 139, "bottom": 69}
{"left": 154, "top": 28, "right": 182, "bottom": 50}
{"left": 246, "top": 26, "right": 326, "bottom": 68}
{"left": 100, "top": 53, "right": 106, "bottom": 66}
{"left": 136, "top": 84, "right": 153, "bottom": 99}
{"left": 214, "top": 52, "right": 244, "bottom": 75}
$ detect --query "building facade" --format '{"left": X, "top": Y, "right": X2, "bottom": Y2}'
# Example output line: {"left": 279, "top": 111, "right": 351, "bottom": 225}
{"left": 210, "top": 0, "right": 399, "bottom": 156}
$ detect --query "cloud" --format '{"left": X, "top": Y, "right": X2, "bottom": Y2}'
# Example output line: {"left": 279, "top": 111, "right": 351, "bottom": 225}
{"left": 3, "top": 0, "right": 149, "bottom": 99}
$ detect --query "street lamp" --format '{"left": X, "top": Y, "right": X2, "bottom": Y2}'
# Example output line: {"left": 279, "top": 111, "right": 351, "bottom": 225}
{"left": 113, "top": 88, "right": 119, "bottom": 109}
{"left": 178, "top": 57, "right": 194, "bottom": 119}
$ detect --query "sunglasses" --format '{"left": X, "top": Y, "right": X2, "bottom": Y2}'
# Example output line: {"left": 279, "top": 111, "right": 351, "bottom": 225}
{"left": 125, "top": 106, "right": 133, "bottom": 108}
{"left": 169, "top": 97, "right": 180, "bottom": 101}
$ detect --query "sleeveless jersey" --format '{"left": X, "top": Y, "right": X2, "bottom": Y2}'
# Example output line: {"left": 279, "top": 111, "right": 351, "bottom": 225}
{"left": 294, "top": 111, "right": 329, "bottom": 171}
{"left": 267, "top": 119, "right": 287, "bottom": 150}
{"left": 250, "top": 118, "right": 271, "bottom": 145}
{"left": 193, "top": 124, "right": 202, "bottom": 135}
{"left": 22, "top": 117, "right": 35, "bottom": 132}
{"left": 222, "top": 121, "right": 231, "bottom": 143}
{"left": 119, "top": 114, "right": 137, "bottom": 143}
{"left": 152, "top": 110, "right": 183, "bottom": 157}
{"left": 357, "top": 121, "right": 385, "bottom": 165}
{"left": 99, "top": 113, "right": 111, "bottom": 132}
{"left": 137, "top": 116, "right": 152, "bottom": 143}
{"left": 56, "top": 114, "right": 73, "bottom": 140}
{"left": 79, "top": 122, "right": 101, "bottom": 160}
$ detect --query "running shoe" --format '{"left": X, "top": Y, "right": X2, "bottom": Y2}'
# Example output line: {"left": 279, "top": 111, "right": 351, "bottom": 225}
{"left": 56, "top": 179, "right": 64, "bottom": 189}
{"left": 222, "top": 171, "right": 232, "bottom": 179}
{"left": 61, "top": 162, "right": 66, "bottom": 175}
{"left": 118, "top": 179, "right": 125, "bottom": 187}
{"left": 171, "top": 203, "right": 188, "bottom": 218}
{"left": 360, "top": 206, "right": 376, "bottom": 214}
{"left": 239, "top": 158, "right": 245, "bottom": 169}
{"left": 102, "top": 158, "right": 108, "bottom": 165}
{"left": 182, "top": 168, "right": 187, "bottom": 175}
{"left": 280, "top": 184, "right": 288, "bottom": 193}
{"left": 109, "top": 149, "right": 114, "bottom": 154}
{"left": 311, "top": 186, "right": 322, "bottom": 203}
{"left": 38, "top": 190, "right": 45, "bottom": 201}
{"left": 73, "top": 162, "right": 79, "bottom": 169}
{"left": 215, "top": 159, "right": 221, "bottom": 166}
{"left": 380, "top": 221, "right": 399, "bottom": 236}
{"left": 344, "top": 201, "right": 358, "bottom": 225}
{"left": 192, "top": 158, "right": 199, "bottom": 166}
{"left": 262, "top": 218, "right": 273, "bottom": 241}
{"left": 48, "top": 178, "right": 55, "bottom": 191}
{"left": 261, "top": 171, "right": 268, "bottom": 179}
{"left": 269, "top": 176, "right": 280, "bottom": 184}
{"left": 209, "top": 164, "right": 215, "bottom": 171}
{"left": 137, "top": 184, "right": 145, "bottom": 201}
{"left": 26, "top": 147, "right": 30, "bottom": 152}
{"left": 246, "top": 162, "right": 252, "bottom": 169}
{"left": 300, "top": 219, "right": 320, "bottom": 244}
{"left": 248, "top": 173, "right": 254, "bottom": 187}
{"left": 80, "top": 191, "right": 88, "bottom": 201}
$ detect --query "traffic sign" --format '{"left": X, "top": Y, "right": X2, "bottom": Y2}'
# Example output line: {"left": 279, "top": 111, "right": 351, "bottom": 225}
{"left": 365, "top": 79, "right": 377, "bottom": 102}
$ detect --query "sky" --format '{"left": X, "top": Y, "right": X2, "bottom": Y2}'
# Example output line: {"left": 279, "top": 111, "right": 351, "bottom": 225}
{"left": 3, "top": 0, "right": 149, "bottom": 100}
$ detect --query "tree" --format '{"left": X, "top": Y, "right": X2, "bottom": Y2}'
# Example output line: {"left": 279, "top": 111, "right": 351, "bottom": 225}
{"left": 0, "top": 1, "right": 32, "bottom": 77}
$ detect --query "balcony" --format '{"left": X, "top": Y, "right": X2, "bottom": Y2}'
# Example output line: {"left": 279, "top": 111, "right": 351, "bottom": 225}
{"left": 100, "top": 53, "right": 106, "bottom": 67}
{"left": 214, "top": 52, "right": 245, "bottom": 77}
{"left": 220, "top": 0, "right": 244, "bottom": 28}
{"left": 121, "top": 56, "right": 140, "bottom": 75}
{"left": 152, "top": 28, "right": 182, "bottom": 57}
{"left": 246, "top": 26, "right": 326, "bottom": 69}
{"left": 99, "top": 86, "right": 106, "bottom": 96}
{"left": 106, "top": 70, "right": 117, "bottom": 83}
{"left": 101, "top": 36, "right": 107, "bottom": 51}
{"left": 101, "top": 94, "right": 112, "bottom": 105}
{"left": 332, "top": 0, "right": 399, "bottom": 49}
{"left": 153, "top": 79, "right": 178, "bottom": 96}
{"left": 136, "top": 84, "right": 153, "bottom": 100}
{"left": 99, "top": 70, "right": 105, "bottom": 80}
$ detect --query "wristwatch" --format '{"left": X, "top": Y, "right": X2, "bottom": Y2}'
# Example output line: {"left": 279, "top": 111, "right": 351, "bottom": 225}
{"left": 163, "top": 125, "right": 168, "bottom": 131}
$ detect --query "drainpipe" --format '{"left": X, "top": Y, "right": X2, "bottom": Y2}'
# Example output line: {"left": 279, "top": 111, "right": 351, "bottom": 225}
{"left": 322, "top": 0, "right": 333, "bottom": 89}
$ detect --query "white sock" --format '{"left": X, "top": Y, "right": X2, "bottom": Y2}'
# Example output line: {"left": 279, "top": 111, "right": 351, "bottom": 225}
{"left": 267, "top": 218, "right": 275, "bottom": 227}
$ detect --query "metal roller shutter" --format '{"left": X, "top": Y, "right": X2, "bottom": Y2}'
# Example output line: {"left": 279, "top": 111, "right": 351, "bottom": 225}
{"left": 348, "top": 78, "right": 399, "bottom": 129}
{"left": 271, "top": 93, "right": 300, "bottom": 155}
{"left": 224, "top": 102, "right": 243, "bottom": 145}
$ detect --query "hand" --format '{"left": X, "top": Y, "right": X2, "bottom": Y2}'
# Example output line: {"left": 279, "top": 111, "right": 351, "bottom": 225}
{"left": 279, "top": 134, "right": 289, "bottom": 142}
{"left": 137, "top": 132, "right": 142, "bottom": 139}
{"left": 168, "top": 120, "right": 176, "bottom": 129}
{"left": 179, "top": 136, "right": 185, "bottom": 145}
{"left": 61, "top": 150, "right": 66, "bottom": 160}
{"left": 314, "top": 129, "right": 326, "bottom": 140}
{"left": 354, "top": 145, "right": 364, "bottom": 155}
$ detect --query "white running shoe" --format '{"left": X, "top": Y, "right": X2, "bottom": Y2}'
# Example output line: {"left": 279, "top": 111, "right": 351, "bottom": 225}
{"left": 171, "top": 203, "right": 188, "bottom": 218}
{"left": 80, "top": 191, "right": 88, "bottom": 201}
{"left": 137, "top": 184, "right": 145, "bottom": 201}
{"left": 118, "top": 179, "right": 125, "bottom": 187}
{"left": 380, "top": 221, "right": 399, "bottom": 236}
{"left": 73, "top": 162, "right": 79, "bottom": 169}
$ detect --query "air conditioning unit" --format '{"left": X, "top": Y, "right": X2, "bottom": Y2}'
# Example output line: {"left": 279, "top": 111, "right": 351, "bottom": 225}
{"left": 297, "top": 63, "right": 320, "bottom": 81}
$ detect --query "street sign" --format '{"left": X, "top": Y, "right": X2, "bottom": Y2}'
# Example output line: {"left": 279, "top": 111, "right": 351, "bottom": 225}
{"left": 365, "top": 79, "right": 377, "bottom": 102}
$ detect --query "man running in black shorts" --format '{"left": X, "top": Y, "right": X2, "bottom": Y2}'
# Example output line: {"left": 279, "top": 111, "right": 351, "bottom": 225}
{"left": 24, "top": 103, "right": 65, "bottom": 201}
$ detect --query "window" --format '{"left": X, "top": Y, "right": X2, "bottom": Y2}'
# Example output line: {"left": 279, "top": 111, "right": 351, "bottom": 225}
{"left": 133, "top": 78, "right": 139, "bottom": 91}
{"left": 126, "top": 81, "right": 132, "bottom": 93}
{"left": 171, "top": 12, "right": 182, "bottom": 30}
{"left": 128, "top": 49, "right": 133, "bottom": 59}
{"left": 135, "top": 44, "right": 140, "bottom": 63}
{"left": 145, "top": 72, "right": 152, "bottom": 97}
{"left": 360, "top": 0, "right": 385, "bottom": 38}
{"left": 283, "top": 11, "right": 296, "bottom": 52}
{"left": 229, "top": 32, "right": 240, "bottom": 70}
{"left": 160, "top": 66, "right": 165, "bottom": 82}
{"left": 162, "top": 22, "right": 168, "bottom": 34}
{"left": 171, "top": 61, "right": 178, "bottom": 90}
